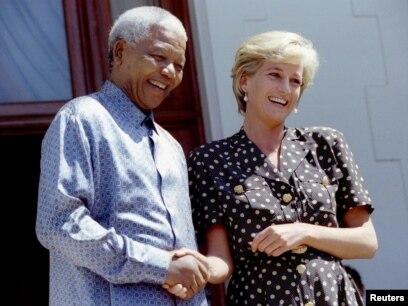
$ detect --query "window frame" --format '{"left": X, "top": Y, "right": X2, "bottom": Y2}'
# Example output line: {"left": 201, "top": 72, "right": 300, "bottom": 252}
{"left": 0, "top": 0, "right": 206, "bottom": 157}
{"left": 0, "top": 0, "right": 112, "bottom": 136}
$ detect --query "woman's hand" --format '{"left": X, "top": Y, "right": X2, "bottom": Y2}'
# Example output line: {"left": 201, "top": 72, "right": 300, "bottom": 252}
{"left": 251, "top": 206, "right": 378, "bottom": 259}
{"left": 250, "top": 222, "right": 307, "bottom": 256}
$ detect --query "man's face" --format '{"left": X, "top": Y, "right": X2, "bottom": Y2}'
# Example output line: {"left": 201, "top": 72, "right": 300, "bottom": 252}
{"left": 111, "top": 23, "right": 187, "bottom": 111}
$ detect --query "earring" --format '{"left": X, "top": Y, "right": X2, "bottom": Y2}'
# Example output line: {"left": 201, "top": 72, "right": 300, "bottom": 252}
{"left": 243, "top": 93, "right": 248, "bottom": 102}
{"left": 293, "top": 108, "right": 298, "bottom": 114}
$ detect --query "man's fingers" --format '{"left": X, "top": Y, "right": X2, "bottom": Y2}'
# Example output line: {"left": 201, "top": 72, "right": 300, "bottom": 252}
{"left": 165, "top": 253, "right": 209, "bottom": 299}
{"left": 172, "top": 247, "right": 191, "bottom": 258}
{"left": 190, "top": 276, "right": 199, "bottom": 294}
{"left": 195, "top": 257, "right": 209, "bottom": 284}
{"left": 171, "top": 284, "right": 187, "bottom": 298}
{"left": 162, "top": 283, "right": 170, "bottom": 289}
{"left": 190, "top": 250, "right": 208, "bottom": 264}
{"left": 163, "top": 283, "right": 188, "bottom": 299}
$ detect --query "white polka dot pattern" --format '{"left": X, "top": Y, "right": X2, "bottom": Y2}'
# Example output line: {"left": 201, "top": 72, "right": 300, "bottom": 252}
{"left": 188, "top": 127, "right": 371, "bottom": 306}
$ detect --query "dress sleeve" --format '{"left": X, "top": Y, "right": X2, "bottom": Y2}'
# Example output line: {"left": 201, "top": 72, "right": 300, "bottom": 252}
{"left": 330, "top": 129, "right": 374, "bottom": 221}
{"left": 187, "top": 148, "right": 225, "bottom": 245}
{"left": 35, "top": 108, "right": 171, "bottom": 285}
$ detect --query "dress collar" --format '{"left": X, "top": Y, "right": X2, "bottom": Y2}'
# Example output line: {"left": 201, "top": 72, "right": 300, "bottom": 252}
{"left": 230, "top": 127, "right": 315, "bottom": 182}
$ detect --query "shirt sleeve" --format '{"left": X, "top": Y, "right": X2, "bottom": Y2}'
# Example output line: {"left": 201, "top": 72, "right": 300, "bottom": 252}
{"left": 329, "top": 128, "right": 374, "bottom": 221}
{"left": 187, "top": 148, "right": 225, "bottom": 245}
{"left": 35, "top": 108, "right": 171, "bottom": 285}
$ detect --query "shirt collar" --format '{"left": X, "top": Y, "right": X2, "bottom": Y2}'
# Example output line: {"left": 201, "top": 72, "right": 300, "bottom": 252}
{"left": 99, "top": 80, "right": 156, "bottom": 131}
{"left": 141, "top": 111, "right": 157, "bottom": 133}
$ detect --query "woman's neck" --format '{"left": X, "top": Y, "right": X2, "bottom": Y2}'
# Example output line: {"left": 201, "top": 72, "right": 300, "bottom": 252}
{"left": 243, "top": 120, "right": 285, "bottom": 164}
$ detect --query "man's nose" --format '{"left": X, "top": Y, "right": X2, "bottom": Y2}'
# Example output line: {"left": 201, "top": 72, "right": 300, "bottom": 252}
{"left": 161, "top": 62, "right": 176, "bottom": 79}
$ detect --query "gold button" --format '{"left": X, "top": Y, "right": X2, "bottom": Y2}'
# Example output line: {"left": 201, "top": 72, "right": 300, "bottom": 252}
{"left": 292, "top": 245, "right": 308, "bottom": 254}
{"left": 296, "top": 264, "right": 307, "bottom": 274}
{"left": 282, "top": 193, "right": 292, "bottom": 203}
{"left": 234, "top": 184, "right": 244, "bottom": 194}
{"left": 305, "top": 302, "right": 314, "bottom": 306}
{"left": 322, "top": 176, "right": 330, "bottom": 187}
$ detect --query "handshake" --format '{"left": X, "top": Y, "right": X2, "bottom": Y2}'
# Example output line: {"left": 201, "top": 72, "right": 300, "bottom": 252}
{"left": 163, "top": 249, "right": 213, "bottom": 300}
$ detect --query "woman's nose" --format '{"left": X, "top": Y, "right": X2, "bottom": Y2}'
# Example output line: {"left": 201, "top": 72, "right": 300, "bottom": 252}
{"left": 279, "top": 78, "right": 291, "bottom": 93}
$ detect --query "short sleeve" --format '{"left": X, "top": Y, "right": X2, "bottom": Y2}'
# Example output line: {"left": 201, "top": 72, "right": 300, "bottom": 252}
{"left": 187, "top": 148, "right": 225, "bottom": 244}
{"left": 330, "top": 129, "right": 374, "bottom": 220}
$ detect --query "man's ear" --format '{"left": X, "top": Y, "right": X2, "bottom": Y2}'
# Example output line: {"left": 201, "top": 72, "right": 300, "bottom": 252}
{"left": 112, "top": 40, "right": 125, "bottom": 64}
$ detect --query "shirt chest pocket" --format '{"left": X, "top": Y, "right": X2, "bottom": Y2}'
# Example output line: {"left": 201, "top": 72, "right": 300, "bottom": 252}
{"left": 231, "top": 176, "right": 284, "bottom": 212}
{"left": 296, "top": 156, "right": 343, "bottom": 184}
{"left": 295, "top": 160, "right": 344, "bottom": 216}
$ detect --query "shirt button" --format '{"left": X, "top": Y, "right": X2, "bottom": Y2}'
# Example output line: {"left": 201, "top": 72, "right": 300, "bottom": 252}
{"left": 282, "top": 193, "right": 293, "bottom": 203}
{"left": 296, "top": 264, "right": 307, "bottom": 274}
{"left": 304, "top": 302, "right": 314, "bottom": 306}
{"left": 234, "top": 184, "right": 245, "bottom": 194}
{"left": 322, "top": 176, "right": 330, "bottom": 187}
{"left": 292, "top": 245, "right": 308, "bottom": 254}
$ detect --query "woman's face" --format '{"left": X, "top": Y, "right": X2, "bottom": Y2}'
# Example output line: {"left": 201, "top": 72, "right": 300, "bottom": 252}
{"left": 241, "top": 60, "right": 303, "bottom": 128}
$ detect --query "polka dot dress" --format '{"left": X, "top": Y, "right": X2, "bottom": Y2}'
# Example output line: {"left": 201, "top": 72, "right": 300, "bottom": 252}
{"left": 188, "top": 127, "right": 373, "bottom": 306}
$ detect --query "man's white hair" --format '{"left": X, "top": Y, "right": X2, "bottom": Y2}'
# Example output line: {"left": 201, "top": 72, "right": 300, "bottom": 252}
{"left": 108, "top": 6, "right": 187, "bottom": 67}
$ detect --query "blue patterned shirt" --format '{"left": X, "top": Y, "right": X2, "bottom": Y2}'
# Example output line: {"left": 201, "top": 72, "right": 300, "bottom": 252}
{"left": 36, "top": 81, "right": 207, "bottom": 306}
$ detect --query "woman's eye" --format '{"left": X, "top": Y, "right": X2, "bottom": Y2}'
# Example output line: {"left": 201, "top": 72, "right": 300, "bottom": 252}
{"left": 291, "top": 79, "right": 303, "bottom": 87}
{"left": 269, "top": 72, "right": 280, "bottom": 78}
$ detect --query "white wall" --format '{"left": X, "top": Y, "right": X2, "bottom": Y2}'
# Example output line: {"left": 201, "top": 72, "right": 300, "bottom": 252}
{"left": 189, "top": 0, "right": 408, "bottom": 291}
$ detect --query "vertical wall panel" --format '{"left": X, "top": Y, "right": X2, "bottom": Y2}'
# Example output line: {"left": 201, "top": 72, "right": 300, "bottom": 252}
{"left": 190, "top": 0, "right": 408, "bottom": 291}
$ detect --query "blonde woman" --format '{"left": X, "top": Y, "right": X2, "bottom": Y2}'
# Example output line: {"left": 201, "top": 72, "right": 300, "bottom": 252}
{"left": 168, "top": 31, "right": 377, "bottom": 306}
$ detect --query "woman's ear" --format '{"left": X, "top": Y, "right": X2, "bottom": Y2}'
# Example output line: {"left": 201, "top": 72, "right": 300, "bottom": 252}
{"left": 240, "top": 74, "right": 248, "bottom": 93}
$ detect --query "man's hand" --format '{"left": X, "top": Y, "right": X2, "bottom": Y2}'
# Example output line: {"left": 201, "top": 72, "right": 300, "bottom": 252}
{"left": 164, "top": 252, "right": 209, "bottom": 299}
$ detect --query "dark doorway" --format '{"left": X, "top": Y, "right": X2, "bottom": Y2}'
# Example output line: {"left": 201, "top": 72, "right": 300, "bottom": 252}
{"left": 2, "top": 135, "right": 49, "bottom": 305}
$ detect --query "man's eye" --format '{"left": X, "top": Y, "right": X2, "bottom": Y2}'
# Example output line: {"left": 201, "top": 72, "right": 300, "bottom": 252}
{"left": 175, "top": 63, "right": 184, "bottom": 71}
{"left": 151, "top": 54, "right": 165, "bottom": 61}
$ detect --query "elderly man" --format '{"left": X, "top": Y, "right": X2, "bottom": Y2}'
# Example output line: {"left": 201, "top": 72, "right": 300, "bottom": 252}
{"left": 36, "top": 6, "right": 208, "bottom": 306}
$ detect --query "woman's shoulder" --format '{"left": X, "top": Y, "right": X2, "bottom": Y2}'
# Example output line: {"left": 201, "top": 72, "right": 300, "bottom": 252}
{"left": 188, "top": 132, "right": 241, "bottom": 160}
{"left": 189, "top": 138, "right": 230, "bottom": 157}
{"left": 296, "top": 126, "right": 346, "bottom": 143}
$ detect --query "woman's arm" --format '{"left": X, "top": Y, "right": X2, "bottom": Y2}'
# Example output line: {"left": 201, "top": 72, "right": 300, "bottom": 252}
{"left": 204, "top": 224, "right": 234, "bottom": 284}
{"left": 306, "top": 205, "right": 378, "bottom": 259}
{"left": 172, "top": 224, "right": 234, "bottom": 284}
{"left": 251, "top": 206, "right": 378, "bottom": 259}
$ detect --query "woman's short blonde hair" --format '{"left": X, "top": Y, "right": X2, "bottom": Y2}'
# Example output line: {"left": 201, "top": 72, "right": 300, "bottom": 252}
{"left": 231, "top": 31, "right": 319, "bottom": 114}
